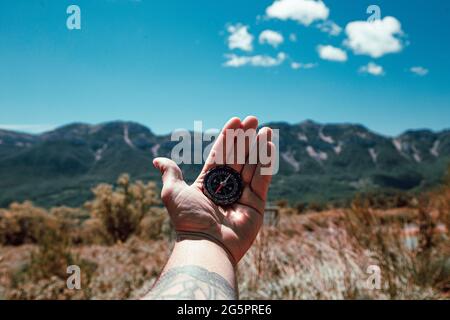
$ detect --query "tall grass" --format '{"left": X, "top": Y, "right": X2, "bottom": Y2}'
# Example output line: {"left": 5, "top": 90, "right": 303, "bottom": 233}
{"left": 238, "top": 181, "right": 449, "bottom": 300}
{"left": 0, "top": 172, "right": 448, "bottom": 299}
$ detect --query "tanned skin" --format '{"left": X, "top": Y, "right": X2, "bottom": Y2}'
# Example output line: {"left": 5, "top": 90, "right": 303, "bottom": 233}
{"left": 143, "top": 116, "right": 275, "bottom": 300}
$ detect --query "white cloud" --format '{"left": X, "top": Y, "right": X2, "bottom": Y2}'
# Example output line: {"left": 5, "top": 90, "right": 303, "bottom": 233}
{"left": 317, "top": 20, "right": 342, "bottom": 36}
{"left": 359, "top": 62, "right": 385, "bottom": 76}
{"left": 344, "top": 16, "right": 404, "bottom": 58}
{"left": 227, "top": 24, "right": 254, "bottom": 52}
{"left": 0, "top": 124, "right": 57, "bottom": 134}
{"left": 291, "top": 62, "right": 318, "bottom": 70}
{"left": 266, "top": 0, "right": 329, "bottom": 26}
{"left": 289, "top": 33, "right": 297, "bottom": 42}
{"left": 259, "top": 30, "right": 284, "bottom": 48}
{"left": 410, "top": 66, "right": 429, "bottom": 76}
{"left": 317, "top": 45, "right": 347, "bottom": 62}
{"left": 224, "top": 52, "right": 287, "bottom": 68}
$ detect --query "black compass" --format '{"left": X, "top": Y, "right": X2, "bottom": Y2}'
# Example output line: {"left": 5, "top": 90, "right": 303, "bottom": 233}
{"left": 203, "top": 166, "right": 244, "bottom": 206}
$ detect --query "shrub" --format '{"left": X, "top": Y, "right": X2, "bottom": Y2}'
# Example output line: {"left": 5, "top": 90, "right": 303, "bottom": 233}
{"left": 0, "top": 202, "right": 57, "bottom": 245}
{"left": 26, "top": 227, "right": 75, "bottom": 280}
{"left": 308, "top": 201, "right": 324, "bottom": 212}
{"left": 78, "top": 218, "right": 112, "bottom": 245}
{"left": 9, "top": 219, "right": 97, "bottom": 300}
{"left": 86, "top": 174, "right": 161, "bottom": 243}
{"left": 50, "top": 206, "right": 90, "bottom": 245}
{"left": 275, "top": 199, "right": 288, "bottom": 209}
{"left": 355, "top": 190, "right": 413, "bottom": 209}
{"left": 295, "top": 202, "right": 307, "bottom": 214}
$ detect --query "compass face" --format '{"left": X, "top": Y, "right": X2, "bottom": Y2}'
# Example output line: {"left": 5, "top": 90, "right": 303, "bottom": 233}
{"left": 203, "top": 166, "right": 243, "bottom": 206}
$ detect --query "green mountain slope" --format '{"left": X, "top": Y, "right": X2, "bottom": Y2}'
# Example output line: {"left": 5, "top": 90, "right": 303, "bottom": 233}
{"left": 0, "top": 120, "right": 448, "bottom": 207}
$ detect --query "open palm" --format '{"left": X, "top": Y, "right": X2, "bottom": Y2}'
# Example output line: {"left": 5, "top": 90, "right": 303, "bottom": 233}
{"left": 153, "top": 116, "right": 275, "bottom": 263}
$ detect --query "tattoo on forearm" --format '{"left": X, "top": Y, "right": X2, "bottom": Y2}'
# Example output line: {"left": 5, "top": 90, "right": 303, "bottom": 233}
{"left": 147, "top": 265, "right": 237, "bottom": 300}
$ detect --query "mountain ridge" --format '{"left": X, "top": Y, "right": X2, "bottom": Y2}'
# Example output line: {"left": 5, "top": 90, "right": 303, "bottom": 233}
{"left": 2, "top": 119, "right": 448, "bottom": 138}
{"left": 1, "top": 120, "right": 449, "bottom": 207}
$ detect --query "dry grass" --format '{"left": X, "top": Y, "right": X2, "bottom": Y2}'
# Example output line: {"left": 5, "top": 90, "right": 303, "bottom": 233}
{"left": 2, "top": 238, "right": 168, "bottom": 300}
{"left": 238, "top": 213, "right": 448, "bottom": 299}
{"left": 0, "top": 173, "right": 449, "bottom": 300}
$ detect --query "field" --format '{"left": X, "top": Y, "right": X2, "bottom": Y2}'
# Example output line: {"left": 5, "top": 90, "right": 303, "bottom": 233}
{"left": 0, "top": 173, "right": 449, "bottom": 300}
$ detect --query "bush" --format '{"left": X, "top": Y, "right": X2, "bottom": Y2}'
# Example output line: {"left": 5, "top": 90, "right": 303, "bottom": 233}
{"left": 0, "top": 202, "right": 57, "bottom": 245}
{"left": 295, "top": 202, "right": 307, "bottom": 214}
{"left": 275, "top": 199, "right": 288, "bottom": 209}
{"left": 26, "top": 228, "right": 75, "bottom": 280}
{"left": 355, "top": 190, "right": 413, "bottom": 209}
{"left": 78, "top": 218, "right": 112, "bottom": 245}
{"left": 50, "top": 206, "right": 90, "bottom": 245}
{"left": 86, "top": 174, "right": 161, "bottom": 243}
{"left": 308, "top": 201, "right": 324, "bottom": 212}
{"left": 8, "top": 215, "right": 97, "bottom": 299}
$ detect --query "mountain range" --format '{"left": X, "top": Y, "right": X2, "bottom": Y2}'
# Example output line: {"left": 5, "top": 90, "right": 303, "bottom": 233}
{"left": 0, "top": 120, "right": 449, "bottom": 207}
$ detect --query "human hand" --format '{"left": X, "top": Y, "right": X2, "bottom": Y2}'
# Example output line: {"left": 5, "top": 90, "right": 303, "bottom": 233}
{"left": 153, "top": 116, "right": 275, "bottom": 264}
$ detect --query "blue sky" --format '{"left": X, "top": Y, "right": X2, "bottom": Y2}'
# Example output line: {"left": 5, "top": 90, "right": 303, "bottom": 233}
{"left": 0, "top": 0, "right": 449, "bottom": 136}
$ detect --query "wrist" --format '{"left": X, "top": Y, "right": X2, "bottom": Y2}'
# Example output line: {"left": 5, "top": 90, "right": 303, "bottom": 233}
{"left": 164, "top": 236, "right": 236, "bottom": 289}
{"left": 176, "top": 232, "right": 237, "bottom": 266}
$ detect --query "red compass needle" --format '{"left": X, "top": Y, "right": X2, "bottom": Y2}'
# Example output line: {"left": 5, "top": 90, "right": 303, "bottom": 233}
{"left": 214, "top": 184, "right": 224, "bottom": 194}
{"left": 215, "top": 174, "right": 231, "bottom": 194}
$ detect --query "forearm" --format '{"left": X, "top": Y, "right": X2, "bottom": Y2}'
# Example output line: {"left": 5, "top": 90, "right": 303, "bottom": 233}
{"left": 144, "top": 237, "right": 238, "bottom": 300}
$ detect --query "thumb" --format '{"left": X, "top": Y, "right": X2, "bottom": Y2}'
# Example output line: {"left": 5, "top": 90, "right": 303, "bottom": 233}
{"left": 153, "top": 157, "right": 184, "bottom": 186}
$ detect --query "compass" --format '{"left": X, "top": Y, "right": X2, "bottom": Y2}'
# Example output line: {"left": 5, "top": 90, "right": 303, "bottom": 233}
{"left": 203, "top": 166, "right": 244, "bottom": 206}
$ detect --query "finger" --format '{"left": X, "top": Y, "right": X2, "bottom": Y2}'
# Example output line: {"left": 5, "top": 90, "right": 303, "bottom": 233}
{"left": 250, "top": 141, "right": 275, "bottom": 201}
{"left": 242, "top": 127, "right": 271, "bottom": 185}
{"left": 238, "top": 186, "right": 265, "bottom": 215}
{"left": 229, "top": 115, "right": 258, "bottom": 173}
{"left": 153, "top": 157, "right": 184, "bottom": 187}
{"left": 201, "top": 117, "right": 241, "bottom": 175}
{"left": 258, "top": 126, "right": 273, "bottom": 142}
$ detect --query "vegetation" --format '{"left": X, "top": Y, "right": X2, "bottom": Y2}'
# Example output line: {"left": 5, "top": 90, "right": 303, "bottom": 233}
{"left": 1, "top": 121, "right": 450, "bottom": 208}
{"left": 86, "top": 174, "right": 162, "bottom": 243}
{"left": 0, "top": 175, "right": 169, "bottom": 299}
{"left": 0, "top": 168, "right": 449, "bottom": 299}
{"left": 238, "top": 183, "right": 449, "bottom": 299}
